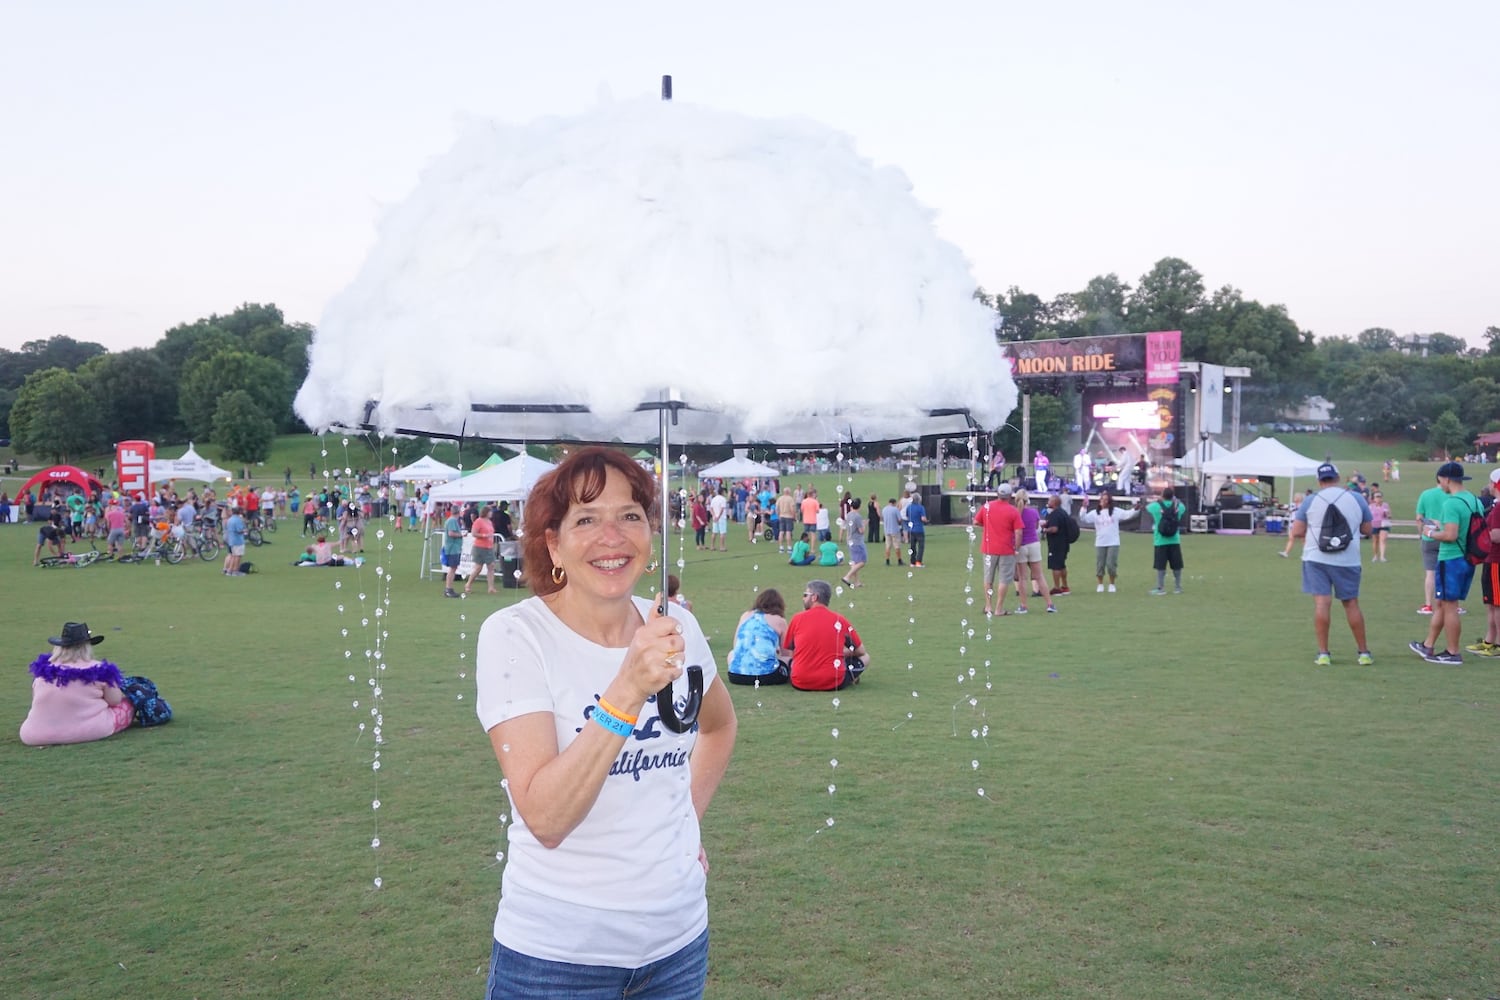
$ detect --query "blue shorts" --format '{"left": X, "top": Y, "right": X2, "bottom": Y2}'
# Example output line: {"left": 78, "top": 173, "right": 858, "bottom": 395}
{"left": 486, "top": 928, "right": 708, "bottom": 1000}
{"left": 442, "top": 549, "right": 462, "bottom": 567}
{"left": 849, "top": 541, "right": 867, "bottom": 564}
{"left": 1301, "top": 560, "right": 1362, "bottom": 600}
{"left": 1434, "top": 557, "right": 1475, "bottom": 603}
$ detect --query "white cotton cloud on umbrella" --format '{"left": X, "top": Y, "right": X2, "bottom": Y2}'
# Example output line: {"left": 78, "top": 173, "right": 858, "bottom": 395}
{"left": 294, "top": 95, "right": 1018, "bottom": 447}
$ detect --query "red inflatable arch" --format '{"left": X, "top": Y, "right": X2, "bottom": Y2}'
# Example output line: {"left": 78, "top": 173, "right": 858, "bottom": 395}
{"left": 16, "top": 465, "right": 107, "bottom": 499}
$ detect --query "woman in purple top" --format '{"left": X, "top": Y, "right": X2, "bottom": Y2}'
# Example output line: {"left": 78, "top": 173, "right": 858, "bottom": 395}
{"left": 1013, "top": 488, "right": 1053, "bottom": 610}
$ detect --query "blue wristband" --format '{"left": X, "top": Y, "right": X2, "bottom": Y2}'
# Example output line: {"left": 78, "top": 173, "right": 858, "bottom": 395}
{"left": 590, "top": 707, "right": 634, "bottom": 738}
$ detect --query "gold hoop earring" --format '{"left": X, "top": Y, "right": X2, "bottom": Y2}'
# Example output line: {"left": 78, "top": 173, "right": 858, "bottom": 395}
{"left": 551, "top": 565, "right": 566, "bottom": 585}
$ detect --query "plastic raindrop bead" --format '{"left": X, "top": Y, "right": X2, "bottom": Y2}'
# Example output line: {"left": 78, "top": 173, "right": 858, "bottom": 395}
{"left": 827, "top": 784, "right": 837, "bottom": 795}
{"left": 830, "top": 728, "right": 840, "bottom": 739}
{"left": 371, "top": 837, "right": 380, "bottom": 848}
{"left": 372, "top": 799, "right": 381, "bottom": 810}
{"left": 829, "top": 758, "right": 839, "bottom": 768}
{"left": 972, "top": 760, "right": 980, "bottom": 770}
{"left": 373, "top": 877, "right": 383, "bottom": 889}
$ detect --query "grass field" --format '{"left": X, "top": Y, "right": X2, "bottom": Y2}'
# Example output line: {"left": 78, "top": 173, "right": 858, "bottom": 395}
{"left": 2, "top": 449, "right": 1497, "bottom": 999}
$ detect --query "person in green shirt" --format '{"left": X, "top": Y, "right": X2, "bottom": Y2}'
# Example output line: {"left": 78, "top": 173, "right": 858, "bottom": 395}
{"left": 1145, "top": 487, "right": 1187, "bottom": 595}
{"left": 1414, "top": 480, "right": 1449, "bottom": 614}
{"left": 1410, "top": 462, "right": 1482, "bottom": 664}
{"left": 788, "top": 531, "right": 815, "bottom": 566}
{"left": 817, "top": 538, "right": 844, "bottom": 567}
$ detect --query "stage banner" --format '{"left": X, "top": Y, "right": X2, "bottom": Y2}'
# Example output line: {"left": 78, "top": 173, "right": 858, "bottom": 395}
{"left": 116, "top": 440, "right": 154, "bottom": 498}
{"left": 1007, "top": 334, "right": 1147, "bottom": 380}
{"left": 1145, "top": 330, "right": 1181, "bottom": 385}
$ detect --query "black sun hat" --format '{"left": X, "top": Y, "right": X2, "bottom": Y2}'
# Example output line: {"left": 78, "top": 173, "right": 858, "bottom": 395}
{"left": 48, "top": 622, "right": 104, "bottom": 647}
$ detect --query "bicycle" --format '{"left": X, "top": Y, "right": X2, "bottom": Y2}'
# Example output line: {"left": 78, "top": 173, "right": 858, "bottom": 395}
{"left": 184, "top": 526, "right": 221, "bottom": 561}
{"left": 38, "top": 550, "right": 101, "bottom": 568}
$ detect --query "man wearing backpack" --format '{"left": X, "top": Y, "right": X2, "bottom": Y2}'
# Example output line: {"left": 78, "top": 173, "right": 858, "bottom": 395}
{"left": 1292, "top": 462, "right": 1375, "bottom": 666}
{"left": 1145, "top": 487, "right": 1187, "bottom": 595}
{"left": 1466, "top": 468, "right": 1500, "bottom": 657}
{"left": 1410, "top": 462, "right": 1483, "bottom": 665}
{"left": 1042, "top": 493, "right": 1077, "bottom": 595}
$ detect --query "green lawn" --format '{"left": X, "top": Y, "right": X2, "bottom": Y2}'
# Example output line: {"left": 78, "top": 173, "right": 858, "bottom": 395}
{"left": 1, "top": 459, "right": 1496, "bottom": 999}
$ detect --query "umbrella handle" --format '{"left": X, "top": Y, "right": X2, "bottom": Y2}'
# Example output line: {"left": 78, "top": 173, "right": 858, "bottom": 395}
{"left": 657, "top": 665, "right": 703, "bottom": 734}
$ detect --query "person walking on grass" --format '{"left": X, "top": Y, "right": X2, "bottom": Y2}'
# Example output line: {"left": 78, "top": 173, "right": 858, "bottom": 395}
{"left": 882, "top": 498, "right": 904, "bottom": 566}
{"left": 1466, "top": 468, "right": 1500, "bottom": 658}
{"left": 841, "top": 497, "right": 868, "bottom": 588}
{"left": 1292, "top": 463, "right": 1374, "bottom": 666}
{"left": 1042, "top": 494, "right": 1074, "bottom": 596}
{"left": 905, "top": 491, "right": 928, "bottom": 567}
{"left": 441, "top": 503, "right": 464, "bottom": 598}
{"left": 1145, "top": 487, "right": 1187, "bottom": 595}
{"left": 1011, "top": 488, "right": 1054, "bottom": 612}
{"left": 1410, "top": 462, "right": 1483, "bottom": 665}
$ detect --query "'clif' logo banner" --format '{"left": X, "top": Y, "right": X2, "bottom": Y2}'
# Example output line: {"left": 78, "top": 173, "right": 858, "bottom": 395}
{"left": 116, "top": 440, "right": 154, "bottom": 496}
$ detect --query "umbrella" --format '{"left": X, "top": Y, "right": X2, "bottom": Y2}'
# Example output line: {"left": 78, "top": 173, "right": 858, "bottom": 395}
{"left": 295, "top": 79, "right": 1019, "bottom": 726}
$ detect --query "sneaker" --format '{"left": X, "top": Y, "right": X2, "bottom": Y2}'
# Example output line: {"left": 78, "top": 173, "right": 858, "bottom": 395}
{"left": 912, "top": 561, "right": 924, "bottom": 568}
{"left": 1408, "top": 640, "right": 1433, "bottom": 658}
{"left": 1174, "top": 587, "right": 1183, "bottom": 594}
{"left": 1096, "top": 584, "right": 1105, "bottom": 593}
{"left": 1049, "top": 587, "right": 1062, "bottom": 596}
{"left": 1107, "top": 584, "right": 1117, "bottom": 593}
{"left": 1426, "top": 650, "right": 1463, "bottom": 665}
{"left": 1477, "top": 644, "right": 1500, "bottom": 658}
{"left": 1057, "top": 587, "right": 1070, "bottom": 595}
{"left": 1356, "top": 651, "right": 1375, "bottom": 666}
{"left": 1148, "top": 588, "right": 1167, "bottom": 596}
{"left": 1014, "top": 606, "right": 1029, "bottom": 615}
{"left": 1458, "top": 607, "right": 1468, "bottom": 615}
{"left": 1464, "top": 639, "right": 1494, "bottom": 654}
{"left": 1314, "top": 652, "right": 1332, "bottom": 666}
{"left": 444, "top": 588, "right": 460, "bottom": 599}
{"left": 1417, "top": 605, "right": 1434, "bottom": 615}
{"left": 1278, "top": 551, "right": 1289, "bottom": 558}
{"left": 1045, "top": 605, "right": 1057, "bottom": 613}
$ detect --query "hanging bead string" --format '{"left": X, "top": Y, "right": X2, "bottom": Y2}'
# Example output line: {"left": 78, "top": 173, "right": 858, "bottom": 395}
{"left": 958, "top": 486, "right": 998, "bottom": 805}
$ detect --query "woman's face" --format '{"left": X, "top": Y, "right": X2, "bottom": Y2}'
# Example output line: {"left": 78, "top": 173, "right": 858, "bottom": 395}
{"left": 546, "top": 467, "right": 654, "bottom": 603}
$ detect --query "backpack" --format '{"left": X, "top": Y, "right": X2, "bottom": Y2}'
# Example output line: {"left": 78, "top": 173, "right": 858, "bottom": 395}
{"left": 1155, "top": 501, "right": 1180, "bottom": 539}
{"left": 1463, "top": 497, "right": 1490, "bottom": 566}
{"left": 1315, "top": 492, "right": 1354, "bottom": 553}
{"left": 1063, "top": 511, "right": 1081, "bottom": 544}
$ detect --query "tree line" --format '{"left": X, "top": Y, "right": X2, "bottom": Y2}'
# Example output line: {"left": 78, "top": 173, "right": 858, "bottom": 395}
{"left": 4, "top": 272, "right": 1495, "bottom": 465}
{"left": 981, "top": 256, "right": 1499, "bottom": 459}
{"left": 1, "top": 303, "right": 309, "bottom": 464}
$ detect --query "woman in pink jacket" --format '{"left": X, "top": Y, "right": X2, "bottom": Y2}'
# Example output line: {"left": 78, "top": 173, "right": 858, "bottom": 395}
{"left": 19, "top": 622, "right": 133, "bottom": 746}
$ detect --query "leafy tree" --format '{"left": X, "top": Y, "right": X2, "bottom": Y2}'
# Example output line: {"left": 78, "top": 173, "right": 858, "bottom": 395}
{"left": 994, "top": 286, "right": 1053, "bottom": 342}
{"left": 179, "top": 349, "right": 292, "bottom": 440}
{"left": 994, "top": 392, "right": 1067, "bottom": 460}
{"left": 77, "top": 349, "right": 179, "bottom": 442}
{"left": 1328, "top": 359, "right": 1416, "bottom": 436}
{"left": 1460, "top": 377, "right": 1500, "bottom": 435}
{"left": 1485, "top": 326, "right": 1500, "bottom": 357}
{"left": 1054, "top": 274, "right": 1131, "bottom": 339}
{"left": 212, "top": 390, "right": 276, "bottom": 464}
{"left": 0, "top": 336, "right": 107, "bottom": 390}
{"left": 1423, "top": 332, "right": 1469, "bottom": 357}
{"left": 1356, "top": 327, "right": 1398, "bottom": 352}
{"left": 1127, "top": 257, "right": 1205, "bottom": 335}
{"left": 8, "top": 367, "right": 103, "bottom": 462}
{"left": 1427, "top": 409, "right": 1465, "bottom": 458}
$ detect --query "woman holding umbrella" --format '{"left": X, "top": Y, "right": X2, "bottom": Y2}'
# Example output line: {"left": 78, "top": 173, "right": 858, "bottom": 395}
{"left": 475, "top": 446, "right": 737, "bottom": 998}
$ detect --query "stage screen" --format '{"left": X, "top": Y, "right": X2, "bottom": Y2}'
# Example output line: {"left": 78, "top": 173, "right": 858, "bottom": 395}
{"left": 1082, "top": 385, "right": 1184, "bottom": 464}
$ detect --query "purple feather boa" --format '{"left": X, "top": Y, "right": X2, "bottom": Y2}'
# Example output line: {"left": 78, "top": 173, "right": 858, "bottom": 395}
{"left": 29, "top": 654, "right": 124, "bottom": 688}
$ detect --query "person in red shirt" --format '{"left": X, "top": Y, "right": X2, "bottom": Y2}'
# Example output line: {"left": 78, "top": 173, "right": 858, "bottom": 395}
{"left": 782, "top": 580, "right": 870, "bottom": 691}
{"left": 973, "top": 483, "right": 1025, "bottom": 616}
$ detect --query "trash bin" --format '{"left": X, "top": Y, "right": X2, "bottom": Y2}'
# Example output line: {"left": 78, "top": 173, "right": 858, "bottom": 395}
{"left": 500, "top": 540, "right": 522, "bottom": 589}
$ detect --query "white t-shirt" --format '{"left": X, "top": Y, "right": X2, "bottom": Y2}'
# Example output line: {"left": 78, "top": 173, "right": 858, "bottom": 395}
{"left": 708, "top": 493, "right": 728, "bottom": 521}
{"left": 1082, "top": 506, "right": 1129, "bottom": 546}
{"left": 475, "top": 595, "right": 717, "bottom": 966}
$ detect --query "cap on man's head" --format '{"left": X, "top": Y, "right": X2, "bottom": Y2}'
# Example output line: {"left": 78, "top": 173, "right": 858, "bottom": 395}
{"left": 1316, "top": 462, "right": 1339, "bottom": 482}
{"left": 997, "top": 483, "right": 1014, "bottom": 497}
{"left": 1436, "top": 461, "right": 1470, "bottom": 481}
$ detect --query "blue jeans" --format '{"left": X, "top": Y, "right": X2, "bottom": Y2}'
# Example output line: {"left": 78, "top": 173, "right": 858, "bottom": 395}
{"left": 485, "top": 928, "right": 708, "bottom": 999}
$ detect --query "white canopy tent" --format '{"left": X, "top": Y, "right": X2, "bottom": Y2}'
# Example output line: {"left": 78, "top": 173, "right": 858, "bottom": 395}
{"left": 1200, "top": 436, "right": 1322, "bottom": 497}
{"left": 1174, "top": 439, "right": 1235, "bottom": 470}
{"left": 421, "top": 454, "right": 557, "bottom": 578}
{"left": 428, "top": 454, "right": 557, "bottom": 503}
{"left": 149, "top": 443, "right": 231, "bottom": 483}
{"left": 696, "top": 455, "right": 780, "bottom": 480}
{"left": 388, "top": 454, "right": 461, "bottom": 482}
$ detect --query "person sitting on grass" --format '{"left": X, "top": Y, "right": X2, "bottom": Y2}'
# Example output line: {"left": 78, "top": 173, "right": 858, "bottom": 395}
{"left": 782, "top": 580, "right": 870, "bottom": 691}
{"left": 727, "top": 588, "right": 789, "bottom": 685}
{"left": 788, "top": 531, "right": 816, "bottom": 566}
{"left": 20, "top": 622, "right": 133, "bottom": 746}
{"left": 817, "top": 537, "right": 845, "bottom": 567}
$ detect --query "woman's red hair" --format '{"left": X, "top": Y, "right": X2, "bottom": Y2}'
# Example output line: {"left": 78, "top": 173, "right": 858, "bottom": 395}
{"left": 522, "top": 447, "right": 660, "bottom": 596}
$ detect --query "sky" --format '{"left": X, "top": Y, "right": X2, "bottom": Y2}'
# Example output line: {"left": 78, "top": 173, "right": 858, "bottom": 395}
{"left": 2, "top": 0, "right": 1496, "bottom": 355}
